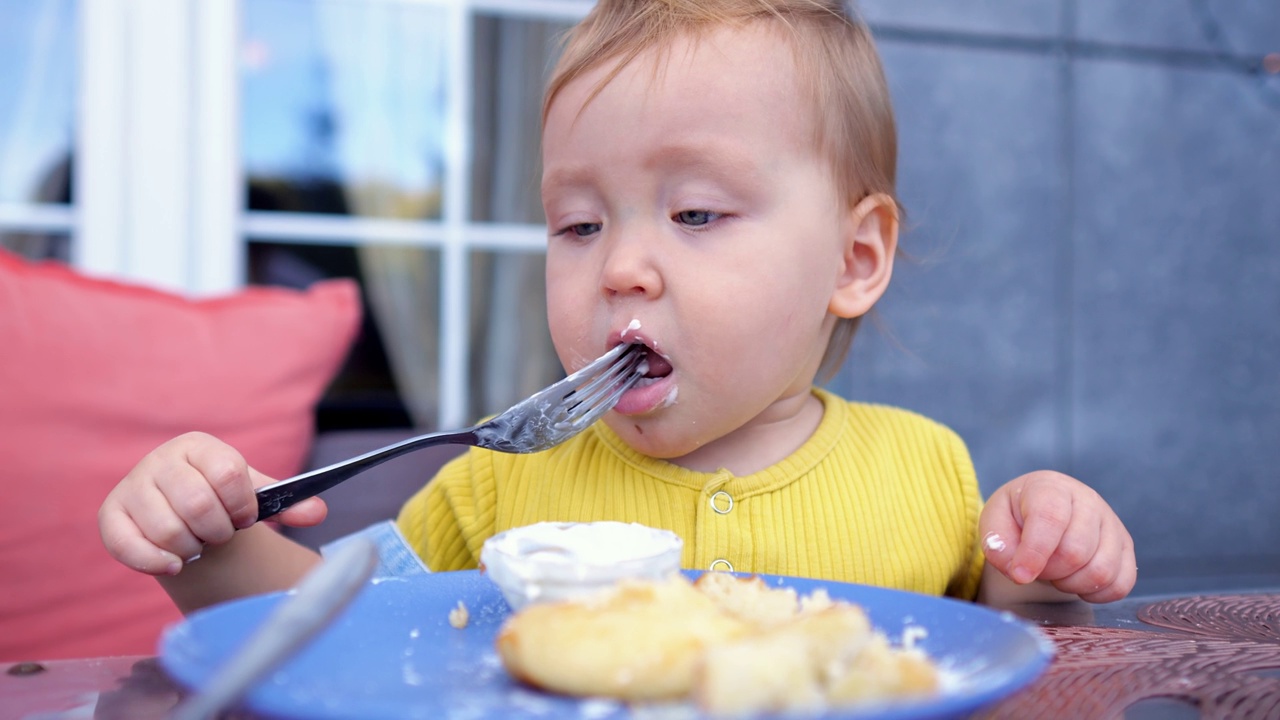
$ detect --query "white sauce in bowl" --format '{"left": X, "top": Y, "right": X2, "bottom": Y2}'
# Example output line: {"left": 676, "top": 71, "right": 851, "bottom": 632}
{"left": 480, "top": 521, "right": 683, "bottom": 611}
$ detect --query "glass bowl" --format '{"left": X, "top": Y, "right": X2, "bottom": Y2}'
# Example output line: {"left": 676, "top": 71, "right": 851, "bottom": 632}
{"left": 479, "top": 521, "right": 683, "bottom": 611}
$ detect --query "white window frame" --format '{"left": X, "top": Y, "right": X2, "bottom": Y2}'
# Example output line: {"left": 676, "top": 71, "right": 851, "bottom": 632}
{"left": 73, "top": 0, "right": 594, "bottom": 429}
{"left": 77, "top": 0, "right": 240, "bottom": 294}
{"left": 0, "top": 204, "right": 74, "bottom": 234}
{"left": 0, "top": 0, "right": 78, "bottom": 249}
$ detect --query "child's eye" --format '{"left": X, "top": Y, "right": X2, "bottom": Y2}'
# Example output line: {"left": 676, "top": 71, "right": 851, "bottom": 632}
{"left": 556, "top": 222, "right": 602, "bottom": 238}
{"left": 674, "top": 209, "right": 720, "bottom": 227}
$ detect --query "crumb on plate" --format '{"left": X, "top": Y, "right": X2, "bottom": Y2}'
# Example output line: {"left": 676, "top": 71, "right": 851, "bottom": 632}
{"left": 449, "top": 600, "right": 469, "bottom": 629}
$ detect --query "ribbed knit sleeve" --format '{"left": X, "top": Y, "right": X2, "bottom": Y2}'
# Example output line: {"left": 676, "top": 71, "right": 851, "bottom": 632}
{"left": 943, "top": 425, "right": 986, "bottom": 600}
{"left": 831, "top": 403, "right": 986, "bottom": 598}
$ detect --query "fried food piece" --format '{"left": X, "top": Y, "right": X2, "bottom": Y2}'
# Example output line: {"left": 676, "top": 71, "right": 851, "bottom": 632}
{"left": 698, "top": 628, "right": 826, "bottom": 715}
{"left": 695, "top": 572, "right": 800, "bottom": 627}
{"left": 698, "top": 602, "right": 938, "bottom": 714}
{"left": 496, "top": 575, "right": 750, "bottom": 701}
{"left": 495, "top": 573, "right": 939, "bottom": 714}
{"left": 825, "top": 634, "right": 939, "bottom": 705}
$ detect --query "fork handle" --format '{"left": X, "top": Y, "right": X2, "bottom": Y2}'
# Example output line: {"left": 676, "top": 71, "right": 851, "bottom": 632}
{"left": 255, "top": 429, "right": 479, "bottom": 521}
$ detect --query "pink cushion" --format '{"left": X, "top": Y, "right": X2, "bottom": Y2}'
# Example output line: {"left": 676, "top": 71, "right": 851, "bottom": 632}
{"left": 0, "top": 249, "right": 361, "bottom": 661}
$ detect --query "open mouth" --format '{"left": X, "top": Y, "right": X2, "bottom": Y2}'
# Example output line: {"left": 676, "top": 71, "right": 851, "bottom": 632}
{"left": 626, "top": 341, "right": 673, "bottom": 388}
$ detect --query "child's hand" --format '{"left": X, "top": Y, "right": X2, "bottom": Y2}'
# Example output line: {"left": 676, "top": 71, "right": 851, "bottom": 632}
{"left": 98, "top": 432, "right": 327, "bottom": 576}
{"left": 978, "top": 470, "right": 1135, "bottom": 603}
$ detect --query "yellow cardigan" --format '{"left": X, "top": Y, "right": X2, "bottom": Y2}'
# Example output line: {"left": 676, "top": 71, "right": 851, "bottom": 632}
{"left": 397, "top": 388, "right": 985, "bottom": 600}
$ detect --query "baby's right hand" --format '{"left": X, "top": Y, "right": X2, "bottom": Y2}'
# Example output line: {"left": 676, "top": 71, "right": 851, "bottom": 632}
{"left": 98, "top": 432, "right": 324, "bottom": 576}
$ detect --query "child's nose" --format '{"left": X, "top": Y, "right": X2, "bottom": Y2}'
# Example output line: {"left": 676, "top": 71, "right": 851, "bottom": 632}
{"left": 600, "top": 231, "right": 662, "bottom": 299}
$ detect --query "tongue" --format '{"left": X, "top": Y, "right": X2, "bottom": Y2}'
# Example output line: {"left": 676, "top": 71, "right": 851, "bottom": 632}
{"left": 642, "top": 348, "right": 673, "bottom": 378}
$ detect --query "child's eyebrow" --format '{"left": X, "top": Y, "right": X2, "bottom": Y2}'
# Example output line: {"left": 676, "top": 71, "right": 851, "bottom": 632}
{"left": 642, "top": 141, "right": 760, "bottom": 181}
{"left": 541, "top": 142, "right": 766, "bottom": 200}
{"left": 541, "top": 166, "right": 599, "bottom": 202}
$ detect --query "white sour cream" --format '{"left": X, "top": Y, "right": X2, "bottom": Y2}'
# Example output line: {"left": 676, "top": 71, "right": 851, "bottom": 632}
{"left": 480, "top": 521, "right": 683, "bottom": 611}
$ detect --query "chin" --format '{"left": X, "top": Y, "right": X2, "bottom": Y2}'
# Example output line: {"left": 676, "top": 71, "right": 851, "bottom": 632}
{"left": 604, "top": 416, "right": 702, "bottom": 460}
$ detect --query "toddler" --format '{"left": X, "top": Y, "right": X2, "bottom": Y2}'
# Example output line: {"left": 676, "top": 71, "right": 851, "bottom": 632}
{"left": 100, "top": 0, "right": 1135, "bottom": 613}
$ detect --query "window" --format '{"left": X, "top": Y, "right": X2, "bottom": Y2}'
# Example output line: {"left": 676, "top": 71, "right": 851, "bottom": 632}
{"left": 49, "top": 0, "right": 593, "bottom": 431}
{"left": 240, "top": 1, "right": 581, "bottom": 429}
{"left": 0, "top": 0, "right": 77, "bottom": 262}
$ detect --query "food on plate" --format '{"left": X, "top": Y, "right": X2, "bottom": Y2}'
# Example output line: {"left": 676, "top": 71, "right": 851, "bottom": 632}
{"left": 447, "top": 600, "right": 469, "bottom": 629}
{"left": 696, "top": 603, "right": 938, "bottom": 715}
{"left": 495, "top": 572, "right": 940, "bottom": 715}
{"left": 479, "top": 521, "right": 683, "bottom": 611}
{"left": 497, "top": 573, "right": 747, "bottom": 701}
{"left": 694, "top": 570, "right": 832, "bottom": 627}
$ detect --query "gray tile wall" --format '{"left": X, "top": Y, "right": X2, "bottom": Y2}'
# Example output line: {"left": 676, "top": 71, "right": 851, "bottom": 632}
{"left": 830, "top": 0, "right": 1280, "bottom": 595}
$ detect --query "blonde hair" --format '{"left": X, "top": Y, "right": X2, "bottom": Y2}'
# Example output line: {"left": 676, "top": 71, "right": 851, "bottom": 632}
{"left": 543, "top": 0, "right": 898, "bottom": 383}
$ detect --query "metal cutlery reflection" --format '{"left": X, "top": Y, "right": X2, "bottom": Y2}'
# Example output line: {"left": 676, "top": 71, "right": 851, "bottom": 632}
{"left": 169, "top": 537, "right": 379, "bottom": 720}
{"left": 255, "top": 343, "right": 646, "bottom": 520}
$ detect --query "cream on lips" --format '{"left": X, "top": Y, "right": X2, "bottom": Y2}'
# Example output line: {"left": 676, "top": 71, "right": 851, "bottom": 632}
{"left": 614, "top": 320, "right": 676, "bottom": 413}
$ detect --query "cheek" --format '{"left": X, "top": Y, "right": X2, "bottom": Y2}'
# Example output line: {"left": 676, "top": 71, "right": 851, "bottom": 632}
{"left": 545, "top": 289, "right": 576, "bottom": 338}
{"left": 703, "top": 268, "right": 835, "bottom": 360}
{"left": 544, "top": 265, "right": 591, "bottom": 345}
{"left": 707, "top": 259, "right": 830, "bottom": 324}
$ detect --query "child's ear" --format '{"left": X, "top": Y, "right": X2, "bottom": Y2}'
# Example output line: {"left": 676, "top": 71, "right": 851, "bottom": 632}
{"left": 828, "top": 192, "right": 899, "bottom": 319}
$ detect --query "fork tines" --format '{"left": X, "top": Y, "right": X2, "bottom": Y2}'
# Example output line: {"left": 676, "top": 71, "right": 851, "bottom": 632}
{"left": 557, "top": 344, "right": 646, "bottom": 428}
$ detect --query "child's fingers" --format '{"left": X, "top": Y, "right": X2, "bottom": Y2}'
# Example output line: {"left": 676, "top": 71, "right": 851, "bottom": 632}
{"left": 133, "top": 481, "right": 209, "bottom": 563}
{"left": 98, "top": 496, "right": 185, "bottom": 576}
{"left": 156, "top": 463, "right": 238, "bottom": 548}
{"left": 1085, "top": 539, "right": 1137, "bottom": 603}
{"left": 1007, "top": 481, "right": 1073, "bottom": 584}
{"left": 185, "top": 438, "right": 261, "bottom": 531}
{"left": 978, "top": 504, "right": 1023, "bottom": 579}
{"left": 1037, "top": 501, "right": 1102, "bottom": 582}
{"left": 1057, "top": 521, "right": 1136, "bottom": 603}
{"left": 1047, "top": 526, "right": 1116, "bottom": 598}
{"left": 274, "top": 496, "right": 330, "bottom": 528}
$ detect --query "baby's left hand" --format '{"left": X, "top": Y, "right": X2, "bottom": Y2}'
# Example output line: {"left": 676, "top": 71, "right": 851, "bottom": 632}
{"left": 979, "top": 470, "right": 1136, "bottom": 603}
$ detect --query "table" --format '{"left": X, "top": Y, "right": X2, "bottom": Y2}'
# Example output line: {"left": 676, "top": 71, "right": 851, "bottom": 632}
{"left": 5, "top": 591, "right": 1278, "bottom": 720}
{"left": 980, "top": 591, "right": 1280, "bottom": 719}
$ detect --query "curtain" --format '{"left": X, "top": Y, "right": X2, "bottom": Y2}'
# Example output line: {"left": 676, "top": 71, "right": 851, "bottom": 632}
{"left": 310, "top": 2, "right": 448, "bottom": 427}
{"left": 308, "top": 4, "right": 570, "bottom": 428}
{"left": 467, "top": 15, "right": 568, "bottom": 418}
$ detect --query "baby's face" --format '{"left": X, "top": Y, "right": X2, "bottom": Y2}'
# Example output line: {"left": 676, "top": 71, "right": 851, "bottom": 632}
{"left": 542, "top": 23, "right": 854, "bottom": 470}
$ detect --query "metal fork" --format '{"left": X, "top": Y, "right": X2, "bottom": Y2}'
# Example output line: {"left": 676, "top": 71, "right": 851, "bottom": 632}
{"left": 256, "top": 343, "right": 645, "bottom": 520}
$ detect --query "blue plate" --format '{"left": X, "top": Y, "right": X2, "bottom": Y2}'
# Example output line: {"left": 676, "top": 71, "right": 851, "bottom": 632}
{"left": 159, "top": 570, "right": 1052, "bottom": 719}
